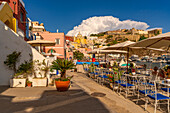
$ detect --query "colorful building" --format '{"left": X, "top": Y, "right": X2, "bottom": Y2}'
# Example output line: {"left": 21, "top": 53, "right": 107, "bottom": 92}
{"left": 65, "top": 36, "right": 74, "bottom": 42}
{"left": 0, "top": 2, "right": 16, "bottom": 32}
{"left": 72, "top": 32, "right": 87, "bottom": 49}
{"left": 0, "top": 0, "right": 27, "bottom": 40}
{"left": 37, "top": 31, "right": 66, "bottom": 59}
{"left": 31, "top": 21, "right": 46, "bottom": 32}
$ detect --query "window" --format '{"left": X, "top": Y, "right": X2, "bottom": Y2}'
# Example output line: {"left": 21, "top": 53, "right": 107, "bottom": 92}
{"left": 55, "top": 39, "right": 60, "bottom": 45}
{"left": 20, "top": 11, "right": 24, "bottom": 22}
{"left": 48, "top": 49, "right": 56, "bottom": 53}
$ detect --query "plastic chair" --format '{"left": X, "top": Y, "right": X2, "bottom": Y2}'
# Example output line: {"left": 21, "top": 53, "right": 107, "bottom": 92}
{"left": 146, "top": 81, "right": 170, "bottom": 113}
{"left": 119, "top": 74, "right": 135, "bottom": 98}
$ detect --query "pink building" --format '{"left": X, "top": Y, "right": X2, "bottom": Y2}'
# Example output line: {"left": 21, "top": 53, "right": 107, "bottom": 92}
{"left": 38, "top": 31, "right": 66, "bottom": 59}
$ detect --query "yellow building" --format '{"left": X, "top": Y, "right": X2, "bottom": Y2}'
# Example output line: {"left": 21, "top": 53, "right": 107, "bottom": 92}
{"left": 0, "top": 2, "right": 17, "bottom": 32}
{"left": 72, "top": 32, "right": 87, "bottom": 49}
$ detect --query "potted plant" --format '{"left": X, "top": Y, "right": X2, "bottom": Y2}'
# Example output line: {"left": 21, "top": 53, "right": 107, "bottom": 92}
{"left": 88, "top": 63, "right": 96, "bottom": 78}
{"left": 26, "top": 80, "right": 32, "bottom": 87}
{"left": 107, "top": 74, "right": 114, "bottom": 88}
{"left": 50, "top": 59, "right": 75, "bottom": 91}
{"left": 32, "top": 60, "right": 49, "bottom": 87}
{"left": 3, "top": 51, "right": 26, "bottom": 87}
{"left": 12, "top": 60, "right": 33, "bottom": 87}
{"left": 73, "top": 51, "right": 84, "bottom": 72}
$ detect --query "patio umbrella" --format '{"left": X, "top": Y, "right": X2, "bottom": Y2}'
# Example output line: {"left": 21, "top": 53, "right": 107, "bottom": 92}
{"left": 27, "top": 39, "right": 56, "bottom": 53}
{"left": 101, "top": 41, "right": 165, "bottom": 72}
{"left": 44, "top": 53, "right": 63, "bottom": 56}
{"left": 87, "top": 49, "right": 127, "bottom": 54}
{"left": 130, "top": 32, "right": 170, "bottom": 51}
{"left": 101, "top": 41, "right": 135, "bottom": 50}
{"left": 100, "top": 41, "right": 136, "bottom": 71}
{"left": 88, "top": 49, "right": 127, "bottom": 62}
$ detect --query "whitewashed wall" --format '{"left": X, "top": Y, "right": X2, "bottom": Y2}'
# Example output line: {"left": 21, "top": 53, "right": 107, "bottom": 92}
{"left": 0, "top": 21, "right": 47, "bottom": 85}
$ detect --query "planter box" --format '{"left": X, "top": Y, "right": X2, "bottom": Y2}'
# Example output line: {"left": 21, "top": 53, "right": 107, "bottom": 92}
{"left": 10, "top": 79, "right": 26, "bottom": 87}
{"left": 32, "top": 78, "right": 47, "bottom": 87}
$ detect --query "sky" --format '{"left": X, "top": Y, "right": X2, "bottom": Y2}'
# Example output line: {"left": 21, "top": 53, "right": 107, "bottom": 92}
{"left": 24, "top": 0, "right": 170, "bottom": 35}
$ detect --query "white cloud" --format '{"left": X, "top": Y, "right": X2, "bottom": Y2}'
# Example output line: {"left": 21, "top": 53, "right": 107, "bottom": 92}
{"left": 67, "top": 16, "right": 149, "bottom": 36}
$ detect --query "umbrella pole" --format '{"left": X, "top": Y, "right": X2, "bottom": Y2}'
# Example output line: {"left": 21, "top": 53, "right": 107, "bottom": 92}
{"left": 98, "top": 53, "right": 100, "bottom": 67}
{"left": 40, "top": 43, "right": 42, "bottom": 54}
{"left": 98, "top": 53, "right": 99, "bottom": 62}
{"left": 127, "top": 47, "right": 129, "bottom": 73}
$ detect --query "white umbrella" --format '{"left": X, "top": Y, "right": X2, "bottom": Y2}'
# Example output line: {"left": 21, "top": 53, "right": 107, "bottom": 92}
{"left": 44, "top": 53, "right": 63, "bottom": 56}
{"left": 101, "top": 41, "right": 135, "bottom": 50}
{"left": 130, "top": 47, "right": 165, "bottom": 52}
{"left": 100, "top": 41, "right": 165, "bottom": 71}
{"left": 27, "top": 39, "right": 56, "bottom": 53}
{"left": 27, "top": 39, "right": 56, "bottom": 46}
{"left": 87, "top": 49, "right": 127, "bottom": 54}
{"left": 88, "top": 49, "right": 127, "bottom": 63}
{"left": 130, "top": 32, "right": 170, "bottom": 51}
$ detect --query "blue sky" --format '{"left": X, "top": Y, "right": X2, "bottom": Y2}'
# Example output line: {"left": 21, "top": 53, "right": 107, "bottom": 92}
{"left": 24, "top": 0, "right": 170, "bottom": 34}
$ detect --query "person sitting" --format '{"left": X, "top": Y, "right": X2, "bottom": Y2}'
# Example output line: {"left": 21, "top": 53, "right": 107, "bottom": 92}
{"left": 128, "top": 63, "right": 136, "bottom": 75}
{"left": 165, "top": 66, "right": 170, "bottom": 79}
{"left": 158, "top": 68, "right": 165, "bottom": 80}
{"left": 151, "top": 66, "right": 158, "bottom": 81}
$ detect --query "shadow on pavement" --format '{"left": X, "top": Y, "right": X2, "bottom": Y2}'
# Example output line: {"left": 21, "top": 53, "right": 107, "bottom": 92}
{"left": 0, "top": 86, "right": 9, "bottom": 93}
{"left": 0, "top": 88, "right": 111, "bottom": 113}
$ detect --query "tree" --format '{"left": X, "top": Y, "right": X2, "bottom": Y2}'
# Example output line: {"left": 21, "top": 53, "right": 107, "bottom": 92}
{"left": 84, "top": 36, "right": 87, "bottom": 39}
{"left": 73, "top": 51, "right": 84, "bottom": 60}
{"left": 106, "top": 35, "right": 113, "bottom": 43}
{"left": 50, "top": 59, "right": 75, "bottom": 79}
{"left": 106, "top": 43, "right": 111, "bottom": 46}
{"left": 17, "top": 61, "right": 33, "bottom": 75}
{"left": 155, "top": 31, "right": 160, "bottom": 36}
{"left": 4, "top": 51, "right": 21, "bottom": 75}
{"left": 106, "top": 40, "right": 117, "bottom": 46}
{"left": 90, "top": 33, "right": 105, "bottom": 37}
{"left": 107, "top": 35, "right": 113, "bottom": 39}
{"left": 94, "top": 43, "right": 101, "bottom": 46}
{"left": 109, "top": 40, "right": 117, "bottom": 45}
{"left": 138, "top": 35, "right": 147, "bottom": 41}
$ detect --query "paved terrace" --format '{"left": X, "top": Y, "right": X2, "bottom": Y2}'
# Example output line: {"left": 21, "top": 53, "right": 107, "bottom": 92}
{"left": 0, "top": 71, "right": 161, "bottom": 113}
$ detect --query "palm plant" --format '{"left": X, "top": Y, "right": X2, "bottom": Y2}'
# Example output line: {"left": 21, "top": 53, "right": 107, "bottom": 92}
{"left": 50, "top": 59, "right": 75, "bottom": 79}
{"left": 41, "top": 59, "right": 50, "bottom": 78}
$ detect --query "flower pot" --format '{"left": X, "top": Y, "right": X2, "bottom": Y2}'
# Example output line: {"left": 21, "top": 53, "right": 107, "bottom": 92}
{"left": 109, "top": 83, "right": 114, "bottom": 89}
{"left": 32, "top": 78, "right": 47, "bottom": 87}
{"left": 74, "top": 68, "right": 77, "bottom": 72}
{"left": 10, "top": 78, "right": 26, "bottom": 87}
{"left": 27, "top": 82, "right": 32, "bottom": 87}
{"left": 55, "top": 80, "right": 70, "bottom": 91}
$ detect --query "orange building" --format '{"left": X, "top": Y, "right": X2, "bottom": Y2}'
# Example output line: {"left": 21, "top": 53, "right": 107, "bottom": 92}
{"left": 38, "top": 31, "right": 66, "bottom": 59}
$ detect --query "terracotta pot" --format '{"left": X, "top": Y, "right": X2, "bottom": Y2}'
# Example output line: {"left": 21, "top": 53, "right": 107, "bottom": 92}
{"left": 27, "top": 83, "right": 32, "bottom": 87}
{"left": 55, "top": 80, "right": 70, "bottom": 91}
{"left": 74, "top": 68, "right": 77, "bottom": 72}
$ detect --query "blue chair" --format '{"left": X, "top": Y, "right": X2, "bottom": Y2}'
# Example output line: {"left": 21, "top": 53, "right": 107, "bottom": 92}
{"left": 139, "top": 89, "right": 154, "bottom": 94}
{"left": 119, "top": 75, "right": 135, "bottom": 98}
{"left": 120, "top": 83, "right": 134, "bottom": 87}
{"left": 161, "top": 88, "right": 170, "bottom": 92}
{"left": 145, "top": 82, "right": 170, "bottom": 113}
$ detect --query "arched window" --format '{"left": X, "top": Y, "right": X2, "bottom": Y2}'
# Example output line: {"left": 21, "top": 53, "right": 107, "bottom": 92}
{"left": 47, "top": 49, "right": 56, "bottom": 53}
